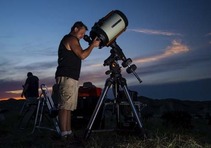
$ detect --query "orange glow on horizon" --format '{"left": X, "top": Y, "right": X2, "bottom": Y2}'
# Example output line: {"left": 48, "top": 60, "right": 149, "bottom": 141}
{"left": 0, "top": 97, "right": 25, "bottom": 101}
{"left": 1, "top": 86, "right": 54, "bottom": 101}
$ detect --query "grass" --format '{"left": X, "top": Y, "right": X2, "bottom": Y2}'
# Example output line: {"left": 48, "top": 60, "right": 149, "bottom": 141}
{"left": 0, "top": 100, "right": 211, "bottom": 147}
{"left": 84, "top": 130, "right": 209, "bottom": 148}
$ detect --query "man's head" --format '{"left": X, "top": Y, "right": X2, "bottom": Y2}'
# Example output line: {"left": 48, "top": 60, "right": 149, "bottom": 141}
{"left": 70, "top": 21, "right": 88, "bottom": 39}
{"left": 27, "top": 72, "right": 33, "bottom": 77}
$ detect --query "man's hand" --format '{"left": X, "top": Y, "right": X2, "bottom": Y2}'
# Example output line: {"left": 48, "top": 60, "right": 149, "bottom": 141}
{"left": 92, "top": 37, "right": 101, "bottom": 47}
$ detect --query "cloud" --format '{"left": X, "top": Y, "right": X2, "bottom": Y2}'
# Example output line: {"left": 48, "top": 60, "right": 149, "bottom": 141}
{"left": 134, "top": 40, "right": 189, "bottom": 64}
{"left": 206, "top": 32, "right": 211, "bottom": 36}
{"left": 206, "top": 32, "right": 211, "bottom": 44}
{"left": 75, "top": 32, "right": 190, "bottom": 86}
{"left": 131, "top": 40, "right": 211, "bottom": 85}
{"left": 78, "top": 40, "right": 193, "bottom": 86}
{"left": 128, "top": 28, "right": 182, "bottom": 36}
{"left": 0, "top": 79, "right": 23, "bottom": 99}
{"left": 0, "top": 52, "right": 57, "bottom": 81}
{"left": 5, "top": 90, "right": 22, "bottom": 94}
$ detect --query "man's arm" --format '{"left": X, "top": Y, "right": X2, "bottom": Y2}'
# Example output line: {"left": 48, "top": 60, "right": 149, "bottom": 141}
{"left": 64, "top": 37, "right": 100, "bottom": 60}
{"left": 21, "top": 83, "right": 29, "bottom": 98}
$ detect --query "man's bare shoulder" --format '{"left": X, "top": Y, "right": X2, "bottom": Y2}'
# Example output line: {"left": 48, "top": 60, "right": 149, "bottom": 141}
{"left": 63, "top": 35, "right": 78, "bottom": 44}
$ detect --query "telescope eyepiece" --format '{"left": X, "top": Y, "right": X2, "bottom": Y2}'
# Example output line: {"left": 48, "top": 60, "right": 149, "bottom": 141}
{"left": 83, "top": 35, "right": 92, "bottom": 45}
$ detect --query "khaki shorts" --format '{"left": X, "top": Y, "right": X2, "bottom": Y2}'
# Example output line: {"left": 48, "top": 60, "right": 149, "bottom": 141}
{"left": 56, "top": 77, "right": 78, "bottom": 111}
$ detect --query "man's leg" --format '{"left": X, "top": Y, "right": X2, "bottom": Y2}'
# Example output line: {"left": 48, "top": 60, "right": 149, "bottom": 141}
{"left": 59, "top": 109, "right": 68, "bottom": 136}
{"left": 57, "top": 77, "right": 78, "bottom": 137}
{"left": 66, "top": 110, "right": 71, "bottom": 131}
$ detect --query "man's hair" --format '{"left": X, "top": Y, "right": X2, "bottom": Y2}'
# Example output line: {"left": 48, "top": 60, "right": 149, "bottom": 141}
{"left": 71, "top": 21, "right": 88, "bottom": 32}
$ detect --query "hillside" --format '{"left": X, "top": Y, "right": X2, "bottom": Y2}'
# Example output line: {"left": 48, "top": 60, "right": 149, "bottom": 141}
{"left": 138, "top": 96, "right": 211, "bottom": 118}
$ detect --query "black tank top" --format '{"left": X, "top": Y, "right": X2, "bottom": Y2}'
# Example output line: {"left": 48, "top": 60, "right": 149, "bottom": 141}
{"left": 55, "top": 34, "right": 81, "bottom": 80}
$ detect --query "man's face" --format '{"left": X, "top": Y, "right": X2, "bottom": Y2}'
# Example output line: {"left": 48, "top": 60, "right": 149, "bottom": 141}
{"left": 75, "top": 27, "right": 86, "bottom": 40}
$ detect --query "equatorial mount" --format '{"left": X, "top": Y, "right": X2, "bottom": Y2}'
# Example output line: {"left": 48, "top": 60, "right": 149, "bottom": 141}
{"left": 104, "top": 41, "right": 142, "bottom": 83}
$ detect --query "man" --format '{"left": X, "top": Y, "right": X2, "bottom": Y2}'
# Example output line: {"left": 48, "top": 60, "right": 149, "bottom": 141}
{"left": 21, "top": 72, "right": 39, "bottom": 104}
{"left": 55, "top": 21, "right": 100, "bottom": 139}
{"left": 20, "top": 72, "right": 39, "bottom": 128}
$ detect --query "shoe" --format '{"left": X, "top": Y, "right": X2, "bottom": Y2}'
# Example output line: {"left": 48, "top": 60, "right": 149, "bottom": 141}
{"left": 66, "top": 133, "right": 81, "bottom": 144}
{"left": 51, "top": 134, "right": 68, "bottom": 142}
{"left": 51, "top": 135, "right": 69, "bottom": 147}
{"left": 61, "top": 135, "right": 68, "bottom": 142}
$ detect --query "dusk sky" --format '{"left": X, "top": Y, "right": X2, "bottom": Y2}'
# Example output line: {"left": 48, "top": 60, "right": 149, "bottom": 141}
{"left": 0, "top": 0, "right": 211, "bottom": 101}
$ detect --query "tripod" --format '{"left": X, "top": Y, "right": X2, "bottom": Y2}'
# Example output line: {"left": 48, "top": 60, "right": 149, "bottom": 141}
{"left": 31, "top": 84, "right": 60, "bottom": 135}
{"left": 84, "top": 42, "right": 145, "bottom": 140}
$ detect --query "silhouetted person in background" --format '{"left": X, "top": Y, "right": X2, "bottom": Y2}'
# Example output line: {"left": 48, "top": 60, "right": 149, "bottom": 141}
{"left": 21, "top": 72, "right": 39, "bottom": 104}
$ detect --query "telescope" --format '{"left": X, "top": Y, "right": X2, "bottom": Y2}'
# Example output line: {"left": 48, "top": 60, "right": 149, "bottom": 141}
{"left": 84, "top": 10, "right": 128, "bottom": 48}
{"left": 84, "top": 10, "right": 146, "bottom": 140}
{"left": 84, "top": 10, "right": 142, "bottom": 83}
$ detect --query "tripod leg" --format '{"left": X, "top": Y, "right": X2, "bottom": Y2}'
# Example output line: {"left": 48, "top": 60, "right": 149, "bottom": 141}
{"left": 84, "top": 79, "right": 113, "bottom": 140}
{"left": 19, "top": 101, "right": 27, "bottom": 116}
{"left": 116, "top": 102, "right": 120, "bottom": 127}
{"left": 122, "top": 85, "right": 146, "bottom": 137}
{"left": 45, "top": 95, "right": 61, "bottom": 134}
{"left": 31, "top": 97, "right": 42, "bottom": 134}
{"left": 38, "top": 98, "right": 45, "bottom": 126}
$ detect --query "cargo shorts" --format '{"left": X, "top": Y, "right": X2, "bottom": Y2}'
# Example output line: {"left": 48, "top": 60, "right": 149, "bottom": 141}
{"left": 56, "top": 77, "right": 78, "bottom": 111}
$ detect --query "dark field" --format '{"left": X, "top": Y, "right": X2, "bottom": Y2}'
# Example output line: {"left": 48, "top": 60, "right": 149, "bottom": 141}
{"left": 0, "top": 99, "right": 211, "bottom": 148}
